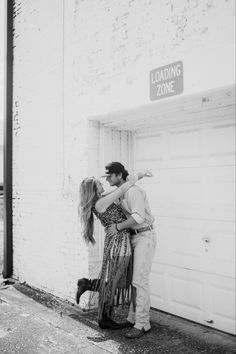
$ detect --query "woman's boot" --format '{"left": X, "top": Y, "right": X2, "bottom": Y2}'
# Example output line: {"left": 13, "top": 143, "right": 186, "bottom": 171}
{"left": 76, "top": 278, "right": 100, "bottom": 304}
{"left": 98, "top": 316, "right": 126, "bottom": 330}
{"left": 98, "top": 304, "right": 124, "bottom": 330}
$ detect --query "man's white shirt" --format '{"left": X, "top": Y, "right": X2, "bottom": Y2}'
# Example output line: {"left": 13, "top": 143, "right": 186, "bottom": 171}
{"left": 120, "top": 185, "right": 155, "bottom": 229}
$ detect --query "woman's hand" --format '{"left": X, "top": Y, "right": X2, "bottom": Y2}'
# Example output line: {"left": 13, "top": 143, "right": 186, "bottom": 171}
{"left": 127, "top": 171, "right": 154, "bottom": 182}
{"left": 144, "top": 171, "right": 153, "bottom": 177}
{"left": 136, "top": 171, "right": 153, "bottom": 180}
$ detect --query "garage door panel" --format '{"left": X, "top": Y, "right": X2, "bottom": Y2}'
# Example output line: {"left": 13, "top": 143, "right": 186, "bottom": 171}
{"left": 139, "top": 171, "right": 205, "bottom": 219}
{"left": 207, "top": 166, "right": 235, "bottom": 221}
{"left": 208, "top": 122, "right": 235, "bottom": 159}
{"left": 205, "top": 221, "right": 235, "bottom": 277}
{"left": 154, "top": 217, "right": 213, "bottom": 273}
{"left": 168, "top": 170, "right": 205, "bottom": 219}
{"left": 139, "top": 166, "right": 235, "bottom": 221}
{"left": 150, "top": 266, "right": 236, "bottom": 334}
{"left": 169, "top": 128, "right": 203, "bottom": 160}
{"left": 170, "top": 275, "right": 204, "bottom": 312}
{"left": 154, "top": 218, "right": 235, "bottom": 277}
{"left": 212, "top": 286, "right": 235, "bottom": 320}
{"left": 150, "top": 264, "right": 168, "bottom": 310}
{"left": 150, "top": 266, "right": 206, "bottom": 322}
{"left": 134, "top": 111, "right": 235, "bottom": 334}
{"left": 164, "top": 267, "right": 206, "bottom": 322}
{"left": 164, "top": 218, "right": 205, "bottom": 268}
{"left": 206, "top": 274, "right": 236, "bottom": 334}
{"left": 135, "top": 134, "right": 164, "bottom": 161}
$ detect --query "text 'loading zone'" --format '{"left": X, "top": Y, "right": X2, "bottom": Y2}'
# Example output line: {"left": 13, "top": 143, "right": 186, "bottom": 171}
{"left": 150, "top": 61, "right": 183, "bottom": 101}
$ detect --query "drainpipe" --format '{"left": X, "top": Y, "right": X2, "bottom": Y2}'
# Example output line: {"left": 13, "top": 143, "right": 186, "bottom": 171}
{"left": 3, "top": 0, "right": 14, "bottom": 278}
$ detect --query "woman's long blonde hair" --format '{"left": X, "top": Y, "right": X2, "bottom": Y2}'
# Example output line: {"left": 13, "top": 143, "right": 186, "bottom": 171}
{"left": 78, "top": 177, "right": 99, "bottom": 244}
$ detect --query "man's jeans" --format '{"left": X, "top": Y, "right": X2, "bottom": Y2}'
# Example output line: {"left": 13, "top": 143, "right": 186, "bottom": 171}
{"left": 127, "top": 229, "right": 157, "bottom": 331}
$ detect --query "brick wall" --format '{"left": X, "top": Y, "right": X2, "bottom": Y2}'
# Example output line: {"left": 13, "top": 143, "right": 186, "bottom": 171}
{"left": 0, "top": 121, "right": 3, "bottom": 183}
{"left": 0, "top": 196, "right": 3, "bottom": 271}
{"left": 12, "top": 0, "right": 235, "bottom": 302}
{"left": 0, "top": 121, "right": 3, "bottom": 272}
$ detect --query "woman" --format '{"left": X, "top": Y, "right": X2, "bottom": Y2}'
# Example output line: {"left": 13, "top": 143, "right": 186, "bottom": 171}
{"left": 77, "top": 171, "right": 152, "bottom": 329}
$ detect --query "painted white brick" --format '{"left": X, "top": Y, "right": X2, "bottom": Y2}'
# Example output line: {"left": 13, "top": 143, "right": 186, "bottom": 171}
{"left": 0, "top": 121, "right": 3, "bottom": 183}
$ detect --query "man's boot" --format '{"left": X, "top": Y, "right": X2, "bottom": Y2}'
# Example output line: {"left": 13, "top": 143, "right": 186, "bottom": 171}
{"left": 76, "top": 278, "right": 100, "bottom": 304}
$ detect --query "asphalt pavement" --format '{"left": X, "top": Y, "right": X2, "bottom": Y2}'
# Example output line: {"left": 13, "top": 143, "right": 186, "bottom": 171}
{"left": 0, "top": 278, "right": 235, "bottom": 354}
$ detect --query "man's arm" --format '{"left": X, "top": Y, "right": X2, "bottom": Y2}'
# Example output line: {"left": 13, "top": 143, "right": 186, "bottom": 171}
{"left": 96, "top": 171, "right": 152, "bottom": 213}
{"left": 126, "top": 187, "right": 146, "bottom": 224}
{"left": 106, "top": 187, "right": 146, "bottom": 237}
{"left": 106, "top": 215, "right": 138, "bottom": 237}
{"left": 95, "top": 177, "right": 137, "bottom": 213}
{"left": 116, "top": 216, "right": 138, "bottom": 230}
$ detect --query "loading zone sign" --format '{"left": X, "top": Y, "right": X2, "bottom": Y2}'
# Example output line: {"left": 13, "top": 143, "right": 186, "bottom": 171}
{"left": 150, "top": 61, "right": 183, "bottom": 101}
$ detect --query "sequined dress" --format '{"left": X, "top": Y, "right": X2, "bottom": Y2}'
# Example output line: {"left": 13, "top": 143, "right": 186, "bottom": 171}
{"left": 92, "top": 202, "right": 132, "bottom": 319}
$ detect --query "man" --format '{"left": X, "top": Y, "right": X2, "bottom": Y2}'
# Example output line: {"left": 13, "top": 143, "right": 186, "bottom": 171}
{"left": 104, "top": 162, "right": 157, "bottom": 339}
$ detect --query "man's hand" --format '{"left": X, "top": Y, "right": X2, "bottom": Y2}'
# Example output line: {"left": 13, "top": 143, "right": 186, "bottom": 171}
{"left": 106, "top": 224, "right": 118, "bottom": 237}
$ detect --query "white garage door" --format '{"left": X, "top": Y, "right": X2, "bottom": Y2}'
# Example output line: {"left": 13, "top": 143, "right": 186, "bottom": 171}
{"left": 134, "top": 114, "right": 235, "bottom": 334}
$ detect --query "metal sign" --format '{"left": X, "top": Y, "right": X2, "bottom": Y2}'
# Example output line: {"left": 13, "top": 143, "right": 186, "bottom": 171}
{"left": 150, "top": 61, "right": 183, "bottom": 101}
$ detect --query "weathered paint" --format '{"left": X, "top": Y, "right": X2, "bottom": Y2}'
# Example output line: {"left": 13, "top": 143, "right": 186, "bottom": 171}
{"left": 11, "top": 0, "right": 235, "bottom": 305}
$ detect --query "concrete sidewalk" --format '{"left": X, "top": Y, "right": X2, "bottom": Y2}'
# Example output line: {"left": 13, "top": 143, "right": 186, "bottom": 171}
{"left": 0, "top": 279, "right": 235, "bottom": 354}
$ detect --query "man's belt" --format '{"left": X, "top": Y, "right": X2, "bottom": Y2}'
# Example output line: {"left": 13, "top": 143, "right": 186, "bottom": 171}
{"left": 129, "top": 225, "right": 153, "bottom": 235}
